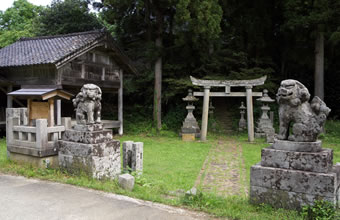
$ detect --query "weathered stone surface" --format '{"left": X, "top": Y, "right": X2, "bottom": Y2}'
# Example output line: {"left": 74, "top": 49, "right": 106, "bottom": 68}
{"left": 59, "top": 140, "right": 119, "bottom": 157}
{"left": 250, "top": 185, "right": 337, "bottom": 210}
{"left": 73, "top": 84, "right": 102, "bottom": 125}
{"left": 181, "top": 90, "right": 200, "bottom": 138}
{"left": 261, "top": 147, "right": 333, "bottom": 173}
{"left": 122, "top": 141, "right": 143, "bottom": 174}
{"left": 186, "top": 187, "right": 198, "bottom": 196}
{"left": 276, "top": 79, "right": 331, "bottom": 142}
{"left": 132, "top": 142, "right": 143, "bottom": 174}
{"left": 272, "top": 139, "right": 322, "bottom": 152}
{"left": 7, "top": 151, "right": 59, "bottom": 169}
{"left": 118, "top": 174, "right": 135, "bottom": 191}
{"left": 63, "top": 129, "right": 113, "bottom": 144}
{"left": 251, "top": 164, "right": 338, "bottom": 197}
{"left": 58, "top": 138, "right": 121, "bottom": 179}
{"left": 73, "top": 124, "right": 103, "bottom": 132}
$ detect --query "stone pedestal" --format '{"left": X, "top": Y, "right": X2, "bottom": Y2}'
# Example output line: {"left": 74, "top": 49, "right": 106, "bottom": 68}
{"left": 58, "top": 124, "right": 121, "bottom": 179}
{"left": 250, "top": 140, "right": 340, "bottom": 210}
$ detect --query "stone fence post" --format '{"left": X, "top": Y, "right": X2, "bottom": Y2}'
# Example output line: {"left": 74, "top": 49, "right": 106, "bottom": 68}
{"left": 36, "top": 119, "right": 48, "bottom": 150}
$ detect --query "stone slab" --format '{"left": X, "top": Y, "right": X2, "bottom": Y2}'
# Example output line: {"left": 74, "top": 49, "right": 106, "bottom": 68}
{"left": 272, "top": 139, "right": 322, "bottom": 152}
{"left": 7, "top": 144, "right": 58, "bottom": 157}
{"left": 182, "top": 133, "right": 195, "bottom": 141}
{"left": 250, "top": 164, "right": 339, "bottom": 197}
{"left": 261, "top": 147, "right": 333, "bottom": 173}
{"left": 7, "top": 151, "right": 58, "bottom": 169}
{"left": 250, "top": 185, "right": 338, "bottom": 210}
{"left": 63, "top": 129, "right": 113, "bottom": 144}
{"left": 58, "top": 140, "right": 119, "bottom": 157}
{"left": 73, "top": 124, "right": 103, "bottom": 132}
{"left": 118, "top": 174, "right": 135, "bottom": 191}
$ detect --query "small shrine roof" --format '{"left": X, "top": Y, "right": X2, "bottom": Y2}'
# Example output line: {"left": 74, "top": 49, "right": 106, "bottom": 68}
{"left": 8, "top": 87, "right": 73, "bottom": 100}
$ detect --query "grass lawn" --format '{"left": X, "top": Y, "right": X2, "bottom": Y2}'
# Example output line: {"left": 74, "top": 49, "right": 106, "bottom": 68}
{"left": 0, "top": 120, "right": 339, "bottom": 219}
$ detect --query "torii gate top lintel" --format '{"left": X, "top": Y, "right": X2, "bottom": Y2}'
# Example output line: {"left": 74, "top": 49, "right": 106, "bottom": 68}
{"left": 191, "top": 75, "right": 267, "bottom": 142}
{"left": 190, "top": 75, "right": 267, "bottom": 88}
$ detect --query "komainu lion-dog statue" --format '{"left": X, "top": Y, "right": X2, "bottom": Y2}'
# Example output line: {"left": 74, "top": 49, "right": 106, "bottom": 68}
{"left": 73, "top": 84, "right": 102, "bottom": 125}
{"left": 276, "top": 79, "right": 331, "bottom": 142}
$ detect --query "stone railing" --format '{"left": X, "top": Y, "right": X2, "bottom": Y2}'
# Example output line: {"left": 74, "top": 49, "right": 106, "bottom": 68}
{"left": 6, "top": 108, "right": 71, "bottom": 157}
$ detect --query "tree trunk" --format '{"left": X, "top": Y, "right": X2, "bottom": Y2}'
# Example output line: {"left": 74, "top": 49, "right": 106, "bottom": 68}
{"left": 314, "top": 31, "right": 324, "bottom": 100}
{"left": 154, "top": 37, "right": 162, "bottom": 130}
{"left": 153, "top": 8, "right": 163, "bottom": 131}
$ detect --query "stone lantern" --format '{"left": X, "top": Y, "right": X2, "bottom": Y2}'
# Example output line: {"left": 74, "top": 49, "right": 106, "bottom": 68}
{"left": 181, "top": 89, "right": 200, "bottom": 141}
{"left": 255, "top": 89, "right": 275, "bottom": 142}
{"left": 238, "top": 101, "right": 247, "bottom": 131}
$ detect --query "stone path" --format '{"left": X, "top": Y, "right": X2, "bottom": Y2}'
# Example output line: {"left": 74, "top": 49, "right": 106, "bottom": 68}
{"left": 195, "top": 137, "right": 248, "bottom": 197}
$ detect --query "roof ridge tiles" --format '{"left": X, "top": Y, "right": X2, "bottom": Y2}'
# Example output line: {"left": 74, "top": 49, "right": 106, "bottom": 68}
{"left": 19, "top": 29, "right": 105, "bottom": 41}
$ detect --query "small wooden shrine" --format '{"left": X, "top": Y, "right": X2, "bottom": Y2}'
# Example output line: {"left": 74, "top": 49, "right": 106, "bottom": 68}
{"left": 8, "top": 86, "right": 73, "bottom": 126}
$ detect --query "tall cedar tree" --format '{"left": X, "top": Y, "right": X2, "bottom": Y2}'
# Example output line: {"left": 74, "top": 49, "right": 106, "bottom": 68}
{"left": 100, "top": 0, "right": 222, "bottom": 130}
{"left": 283, "top": 0, "right": 340, "bottom": 100}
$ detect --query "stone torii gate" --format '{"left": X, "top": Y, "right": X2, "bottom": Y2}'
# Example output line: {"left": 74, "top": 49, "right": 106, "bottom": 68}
{"left": 191, "top": 75, "right": 267, "bottom": 142}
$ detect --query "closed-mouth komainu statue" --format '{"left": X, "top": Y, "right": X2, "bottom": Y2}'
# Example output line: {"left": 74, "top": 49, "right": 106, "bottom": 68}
{"left": 73, "top": 84, "right": 102, "bottom": 125}
{"left": 276, "top": 79, "right": 331, "bottom": 142}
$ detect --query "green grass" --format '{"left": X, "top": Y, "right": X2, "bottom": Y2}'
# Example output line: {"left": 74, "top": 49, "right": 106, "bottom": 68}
{"left": 1, "top": 120, "right": 340, "bottom": 219}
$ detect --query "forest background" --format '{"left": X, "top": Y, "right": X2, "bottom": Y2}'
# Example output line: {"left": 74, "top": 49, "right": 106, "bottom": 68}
{"left": 1, "top": 0, "right": 340, "bottom": 132}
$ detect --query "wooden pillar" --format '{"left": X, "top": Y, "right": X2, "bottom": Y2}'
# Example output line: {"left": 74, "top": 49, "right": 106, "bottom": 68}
{"left": 27, "top": 99, "right": 32, "bottom": 126}
{"left": 200, "top": 86, "right": 210, "bottom": 141}
{"left": 7, "top": 85, "right": 13, "bottom": 108}
{"left": 101, "top": 67, "right": 105, "bottom": 81}
{"left": 48, "top": 99, "right": 55, "bottom": 127}
{"left": 246, "top": 86, "right": 254, "bottom": 142}
{"left": 118, "top": 69, "right": 123, "bottom": 135}
{"left": 57, "top": 99, "right": 61, "bottom": 125}
{"left": 81, "top": 64, "right": 85, "bottom": 78}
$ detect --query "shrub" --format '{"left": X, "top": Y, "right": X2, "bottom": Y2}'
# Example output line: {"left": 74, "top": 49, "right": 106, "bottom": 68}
{"left": 301, "top": 200, "right": 336, "bottom": 220}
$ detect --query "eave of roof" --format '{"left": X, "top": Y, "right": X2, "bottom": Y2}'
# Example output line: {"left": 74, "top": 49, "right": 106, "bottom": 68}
{"left": 0, "top": 30, "right": 138, "bottom": 75}
{"left": 8, "top": 88, "right": 74, "bottom": 100}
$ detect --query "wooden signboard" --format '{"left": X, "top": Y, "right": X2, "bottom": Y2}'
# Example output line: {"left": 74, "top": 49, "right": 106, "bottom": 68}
{"left": 31, "top": 101, "right": 49, "bottom": 119}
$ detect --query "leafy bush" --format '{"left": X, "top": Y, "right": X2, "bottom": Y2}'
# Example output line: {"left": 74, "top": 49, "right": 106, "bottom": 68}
{"left": 301, "top": 200, "right": 336, "bottom": 220}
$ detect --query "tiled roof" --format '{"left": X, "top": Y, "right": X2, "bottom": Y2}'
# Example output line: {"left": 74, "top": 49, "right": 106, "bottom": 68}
{"left": 0, "top": 30, "right": 104, "bottom": 67}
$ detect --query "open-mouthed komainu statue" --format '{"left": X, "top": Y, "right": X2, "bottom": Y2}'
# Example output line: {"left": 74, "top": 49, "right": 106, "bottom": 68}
{"left": 276, "top": 79, "right": 331, "bottom": 142}
{"left": 73, "top": 84, "right": 102, "bottom": 125}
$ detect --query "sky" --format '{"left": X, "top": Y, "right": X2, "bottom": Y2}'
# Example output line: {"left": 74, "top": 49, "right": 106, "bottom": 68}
{"left": 0, "top": 0, "right": 53, "bottom": 11}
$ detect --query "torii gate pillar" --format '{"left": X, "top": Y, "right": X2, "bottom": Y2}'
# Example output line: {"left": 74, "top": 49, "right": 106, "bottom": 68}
{"left": 246, "top": 86, "right": 254, "bottom": 142}
{"left": 201, "top": 86, "right": 210, "bottom": 141}
{"left": 190, "top": 75, "right": 266, "bottom": 142}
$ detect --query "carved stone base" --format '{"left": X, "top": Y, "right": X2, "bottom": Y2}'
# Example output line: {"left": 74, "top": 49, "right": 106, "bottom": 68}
{"left": 182, "top": 133, "right": 196, "bottom": 141}
{"left": 73, "top": 123, "right": 103, "bottom": 132}
{"left": 272, "top": 139, "right": 322, "bottom": 152}
{"left": 261, "top": 147, "right": 333, "bottom": 173}
{"left": 7, "top": 151, "right": 59, "bottom": 169}
{"left": 58, "top": 128, "right": 121, "bottom": 179}
{"left": 250, "top": 142, "right": 340, "bottom": 210}
{"left": 250, "top": 163, "right": 340, "bottom": 209}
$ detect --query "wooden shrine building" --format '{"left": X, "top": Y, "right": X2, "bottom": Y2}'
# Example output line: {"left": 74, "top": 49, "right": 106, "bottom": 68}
{"left": 0, "top": 30, "right": 137, "bottom": 134}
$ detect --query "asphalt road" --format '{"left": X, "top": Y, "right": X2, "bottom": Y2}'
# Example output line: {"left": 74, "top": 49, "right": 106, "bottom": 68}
{"left": 0, "top": 174, "right": 208, "bottom": 220}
